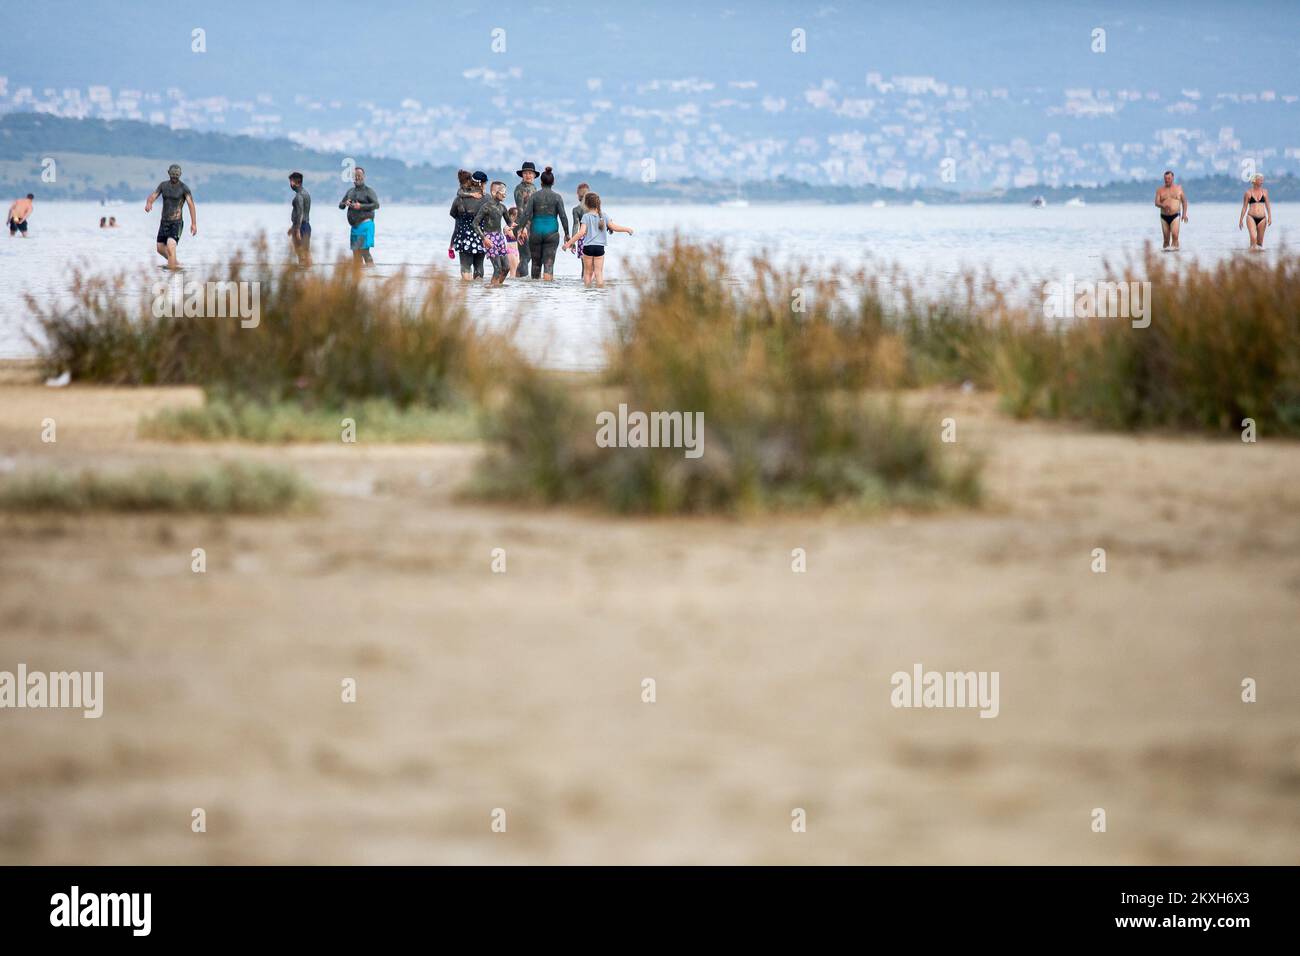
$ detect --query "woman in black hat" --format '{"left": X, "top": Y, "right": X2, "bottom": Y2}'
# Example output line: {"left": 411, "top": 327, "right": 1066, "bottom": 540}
{"left": 513, "top": 161, "right": 540, "bottom": 276}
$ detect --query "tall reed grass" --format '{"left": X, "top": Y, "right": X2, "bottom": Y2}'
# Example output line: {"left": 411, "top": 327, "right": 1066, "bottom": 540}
{"left": 29, "top": 236, "right": 1294, "bottom": 514}
{"left": 994, "top": 250, "right": 1300, "bottom": 433}
{"left": 29, "top": 239, "right": 511, "bottom": 410}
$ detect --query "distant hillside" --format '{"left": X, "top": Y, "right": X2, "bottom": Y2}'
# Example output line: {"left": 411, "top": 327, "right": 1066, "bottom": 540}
{"left": 2, "top": 113, "right": 1297, "bottom": 205}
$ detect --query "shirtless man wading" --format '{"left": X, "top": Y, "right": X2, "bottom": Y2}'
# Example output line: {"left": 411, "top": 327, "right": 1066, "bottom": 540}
{"left": 6, "top": 194, "right": 33, "bottom": 237}
{"left": 145, "top": 164, "right": 197, "bottom": 269}
{"left": 1154, "top": 170, "right": 1189, "bottom": 250}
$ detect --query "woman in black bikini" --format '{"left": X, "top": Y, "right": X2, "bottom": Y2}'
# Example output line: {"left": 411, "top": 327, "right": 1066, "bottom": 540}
{"left": 1238, "top": 174, "right": 1273, "bottom": 251}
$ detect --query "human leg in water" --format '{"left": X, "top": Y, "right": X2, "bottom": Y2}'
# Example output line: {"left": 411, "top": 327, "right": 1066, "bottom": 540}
{"left": 531, "top": 232, "right": 560, "bottom": 280}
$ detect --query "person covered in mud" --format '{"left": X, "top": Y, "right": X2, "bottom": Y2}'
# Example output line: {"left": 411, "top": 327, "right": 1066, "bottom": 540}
{"left": 144, "top": 165, "right": 196, "bottom": 269}
{"left": 472, "top": 180, "right": 512, "bottom": 285}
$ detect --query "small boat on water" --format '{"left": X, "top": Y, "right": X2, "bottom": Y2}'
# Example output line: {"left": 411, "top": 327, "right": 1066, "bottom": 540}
{"left": 1064, "top": 196, "right": 1086, "bottom": 207}
{"left": 1031, "top": 196, "right": 1047, "bottom": 208}
{"left": 718, "top": 182, "right": 749, "bottom": 208}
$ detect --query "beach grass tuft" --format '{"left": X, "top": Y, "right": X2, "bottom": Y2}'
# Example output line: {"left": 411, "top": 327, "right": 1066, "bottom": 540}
{"left": 472, "top": 240, "right": 983, "bottom": 514}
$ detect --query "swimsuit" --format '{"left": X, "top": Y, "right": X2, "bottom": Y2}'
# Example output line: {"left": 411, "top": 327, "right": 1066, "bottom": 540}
{"left": 513, "top": 182, "right": 539, "bottom": 277}
{"left": 1248, "top": 195, "right": 1266, "bottom": 224}
{"left": 520, "top": 188, "right": 570, "bottom": 277}
{"left": 1161, "top": 212, "right": 1179, "bottom": 225}
{"left": 451, "top": 192, "right": 486, "bottom": 255}
{"left": 291, "top": 187, "right": 312, "bottom": 243}
{"left": 157, "top": 218, "right": 183, "bottom": 244}
{"left": 349, "top": 219, "right": 375, "bottom": 250}
{"left": 572, "top": 204, "right": 587, "bottom": 255}
{"left": 579, "top": 211, "right": 610, "bottom": 255}
{"left": 154, "top": 178, "right": 191, "bottom": 243}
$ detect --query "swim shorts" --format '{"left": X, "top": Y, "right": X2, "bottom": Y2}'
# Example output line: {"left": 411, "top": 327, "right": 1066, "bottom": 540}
{"left": 583, "top": 244, "right": 605, "bottom": 258}
{"left": 8, "top": 218, "right": 27, "bottom": 234}
{"left": 156, "top": 219, "right": 182, "bottom": 244}
{"left": 349, "top": 219, "right": 375, "bottom": 250}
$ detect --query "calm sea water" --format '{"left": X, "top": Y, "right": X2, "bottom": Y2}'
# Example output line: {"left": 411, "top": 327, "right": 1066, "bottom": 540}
{"left": 1, "top": 201, "right": 1288, "bottom": 368}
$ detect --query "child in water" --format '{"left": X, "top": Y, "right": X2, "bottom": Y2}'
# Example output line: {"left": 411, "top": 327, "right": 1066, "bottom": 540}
{"left": 472, "top": 181, "right": 512, "bottom": 285}
{"left": 563, "top": 192, "right": 633, "bottom": 288}
{"left": 570, "top": 183, "right": 589, "bottom": 258}
{"left": 504, "top": 207, "right": 521, "bottom": 276}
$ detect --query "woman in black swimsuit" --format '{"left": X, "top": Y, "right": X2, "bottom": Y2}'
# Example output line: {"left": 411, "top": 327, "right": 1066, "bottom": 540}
{"left": 450, "top": 170, "right": 488, "bottom": 278}
{"left": 1238, "top": 174, "right": 1273, "bottom": 251}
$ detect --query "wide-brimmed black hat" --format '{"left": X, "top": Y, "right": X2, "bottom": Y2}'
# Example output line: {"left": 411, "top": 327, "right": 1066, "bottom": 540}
{"left": 516, "top": 161, "right": 539, "bottom": 178}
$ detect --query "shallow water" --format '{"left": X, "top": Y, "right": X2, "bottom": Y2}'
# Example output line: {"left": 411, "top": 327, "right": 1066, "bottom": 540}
{"left": 2, "top": 201, "right": 1289, "bottom": 367}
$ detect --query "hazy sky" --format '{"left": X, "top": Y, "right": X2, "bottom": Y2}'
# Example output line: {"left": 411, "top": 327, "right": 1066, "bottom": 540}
{"left": 8, "top": 0, "right": 1299, "bottom": 186}
{"left": 12, "top": 0, "right": 1300, "bottom": 104}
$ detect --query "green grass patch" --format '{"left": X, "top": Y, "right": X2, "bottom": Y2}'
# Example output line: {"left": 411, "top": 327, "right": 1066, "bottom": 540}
{"left": 0, "top": 462, "right": 315, "bottom": 514}
{"left": 140, "top": 397, "right": 481, "bottom": 443}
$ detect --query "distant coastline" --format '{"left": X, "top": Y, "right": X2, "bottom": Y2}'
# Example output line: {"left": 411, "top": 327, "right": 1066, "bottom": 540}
{"left": 3, "top": 113, "right": 1296, "bottom": 206}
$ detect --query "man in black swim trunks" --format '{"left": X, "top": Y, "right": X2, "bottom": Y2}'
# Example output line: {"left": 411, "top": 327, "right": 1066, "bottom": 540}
{"left": 145, "top": 164, "right": 197, "bottom": 269}
{"left": 1154, "top": 170, "right": 1188, "bottom": 250}
{"left": 7, "top": 194, "right": 33, "bottom": 237}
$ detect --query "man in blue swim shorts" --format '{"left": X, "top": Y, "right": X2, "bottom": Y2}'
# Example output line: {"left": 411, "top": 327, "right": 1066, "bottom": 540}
{"left": 339, "top": 166, "right": 380, "bottom": 265}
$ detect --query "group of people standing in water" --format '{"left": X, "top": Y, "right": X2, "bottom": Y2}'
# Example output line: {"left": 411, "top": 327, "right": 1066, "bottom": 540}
{"left": 449, "top": 161, "right": 634, "bottom": 286}
{"left": 7, "top": 166, "right": 1279, "bottom": 273}
{"left": 131, "top": 160, "right": 636, "bottom": 287}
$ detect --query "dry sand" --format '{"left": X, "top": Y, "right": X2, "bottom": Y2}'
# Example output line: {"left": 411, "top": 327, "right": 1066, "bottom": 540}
{"left": 0, "top": 384, "right": 1297, "bottom": 864}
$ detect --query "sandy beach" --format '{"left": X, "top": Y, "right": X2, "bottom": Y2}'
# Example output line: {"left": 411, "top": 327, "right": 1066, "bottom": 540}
{"left": 1, "top": 380, "right": 1297, "bottom": 865}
